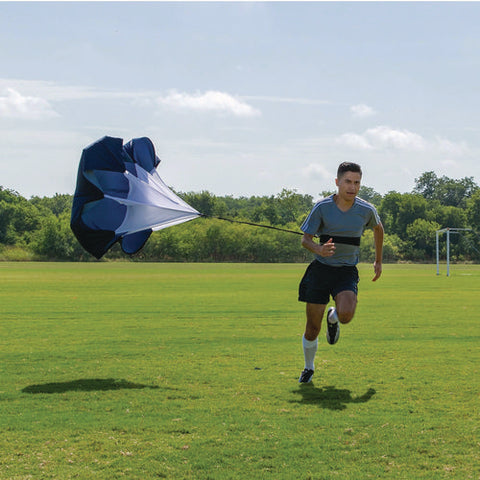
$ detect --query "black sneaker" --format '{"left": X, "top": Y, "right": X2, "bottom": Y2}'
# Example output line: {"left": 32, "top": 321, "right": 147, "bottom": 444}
{"left": 326, "top": 307, "right": 340, "bottom": 345}
{"left": 298, "top": 368, "right": 314, "bottom": 383}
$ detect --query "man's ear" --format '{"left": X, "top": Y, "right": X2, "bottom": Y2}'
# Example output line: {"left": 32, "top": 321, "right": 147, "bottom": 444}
{"left": 335, "top": 178, "right": 339, "bottom": 187}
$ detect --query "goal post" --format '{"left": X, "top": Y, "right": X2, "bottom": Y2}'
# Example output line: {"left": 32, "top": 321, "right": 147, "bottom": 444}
{"left": 436, "top": 228, "right": 472, "bottom": 276}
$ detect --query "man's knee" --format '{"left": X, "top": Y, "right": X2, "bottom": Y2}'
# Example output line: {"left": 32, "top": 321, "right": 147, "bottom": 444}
{"left": 335, "top": 291, "right": 357, "bottom": 324}
{"left": 337, "top": 309, "right": 355, "bottom": 324}
{"left": 305, "top": 324, "right": 321, "bottom": 340}
{"left": 305, "top": 303, "right": 326, "bottom": 340}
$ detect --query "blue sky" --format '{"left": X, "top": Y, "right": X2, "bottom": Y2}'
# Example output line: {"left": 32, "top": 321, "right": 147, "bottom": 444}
{"left": 1, "top": 1, "right": 480, "bottom": 199}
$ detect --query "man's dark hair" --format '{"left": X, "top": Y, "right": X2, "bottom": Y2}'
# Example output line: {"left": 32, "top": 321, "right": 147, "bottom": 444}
{"left": 337, "top": 162, "right": 362, "bottom": 179}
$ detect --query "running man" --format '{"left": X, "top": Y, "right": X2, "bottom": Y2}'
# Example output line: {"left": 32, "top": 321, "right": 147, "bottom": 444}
{"left": 298, "top": 162, "right": 384, "bottom": 383}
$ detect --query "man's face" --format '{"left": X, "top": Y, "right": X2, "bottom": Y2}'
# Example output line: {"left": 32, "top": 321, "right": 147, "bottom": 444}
{"left": 335, "top": 171, "right": 361, "bottom": 201}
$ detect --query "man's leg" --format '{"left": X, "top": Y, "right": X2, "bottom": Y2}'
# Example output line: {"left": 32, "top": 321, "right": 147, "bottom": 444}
{"left": 334, "top": 290, "right": 357, "bottom": 324}
{"left": 299, "top": 303, "right": 326, "bottom": 383}
{"left": 305, "top": 303, "right": 327, "bottom": 340}
{"left": 326, "top": 290, "right": 357, "bottom": 345}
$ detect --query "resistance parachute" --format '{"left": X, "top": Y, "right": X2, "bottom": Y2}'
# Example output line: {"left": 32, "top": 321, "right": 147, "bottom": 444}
{"left": 71, "top": 136, "right": 200, "bottom": 259}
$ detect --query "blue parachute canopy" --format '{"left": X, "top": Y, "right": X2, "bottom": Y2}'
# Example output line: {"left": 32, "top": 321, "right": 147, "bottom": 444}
{"left": 71, "top": 136, "right": 200, "bottom": 259}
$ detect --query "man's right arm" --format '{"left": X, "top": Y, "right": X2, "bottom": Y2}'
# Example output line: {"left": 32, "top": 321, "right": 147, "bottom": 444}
{"left": 301, "top": 233, "right": 336, "bottom": 258}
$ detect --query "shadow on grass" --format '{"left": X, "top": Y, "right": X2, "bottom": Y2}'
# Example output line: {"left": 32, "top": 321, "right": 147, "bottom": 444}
{"left": 22, "top": 378, "right": 160, "bottom": 394}
{"left": 291, "top": 385, "right": 376, "bottom": 411}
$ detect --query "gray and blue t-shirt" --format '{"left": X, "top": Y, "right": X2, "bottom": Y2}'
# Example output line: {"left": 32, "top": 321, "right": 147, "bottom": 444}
{"left": 301, "top": 195, "right": 381, "bottom": 266}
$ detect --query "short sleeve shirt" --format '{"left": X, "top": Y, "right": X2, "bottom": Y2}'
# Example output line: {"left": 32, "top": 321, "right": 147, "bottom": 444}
{"left": 301, "top": 195, "right": 381, "bottom": 266}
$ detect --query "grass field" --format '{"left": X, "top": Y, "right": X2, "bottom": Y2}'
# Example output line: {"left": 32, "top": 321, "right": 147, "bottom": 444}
{"left": 0, "top": 262, "right": 479, "bottom": 479}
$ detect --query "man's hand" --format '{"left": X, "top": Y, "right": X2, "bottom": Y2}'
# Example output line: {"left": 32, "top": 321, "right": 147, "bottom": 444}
{"left": 372, "top": 261, "right": 382, "bottom": 281}
{"left": 301, "top": 234, "right": 336, "bottom": 257}
{"left": 320, "top": 238, "right": 336, "bottom": 257}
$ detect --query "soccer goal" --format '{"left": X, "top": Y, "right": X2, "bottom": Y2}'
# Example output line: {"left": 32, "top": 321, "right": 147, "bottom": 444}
{"left": 436, "top": 228, "right": 472, "bottom": 276}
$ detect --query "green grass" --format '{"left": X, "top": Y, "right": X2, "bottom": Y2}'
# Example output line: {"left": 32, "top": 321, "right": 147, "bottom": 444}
{"left": 0, "top": 262, "right": 478, "bottom": 479}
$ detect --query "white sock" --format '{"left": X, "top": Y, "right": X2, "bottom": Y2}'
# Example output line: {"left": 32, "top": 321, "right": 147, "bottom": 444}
{"left": 302, "top": 335, "right": 318, "bottom": 371}
{"left": 328, "top": 307, "right": 339, "bottom": 324}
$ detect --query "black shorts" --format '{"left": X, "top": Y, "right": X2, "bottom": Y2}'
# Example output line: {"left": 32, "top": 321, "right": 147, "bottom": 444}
{"left": 298, "top": 260, "right": 359, "bottom": 304}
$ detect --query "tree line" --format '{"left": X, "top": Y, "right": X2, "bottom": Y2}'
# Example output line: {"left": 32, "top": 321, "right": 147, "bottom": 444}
{"left": 1, "top": 170, "right": 479, "bottom": 263}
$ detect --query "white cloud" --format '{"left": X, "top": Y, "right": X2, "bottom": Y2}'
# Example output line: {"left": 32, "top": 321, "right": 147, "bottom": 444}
{"left": 337, "top": 126, "right": 471, "bottom": 157}
{"left": 156, "top": 90, "right": 261, "bottom": 117}
{"left": 0, "top": 80, "right": 262, "bottom": 118}
{"left": 301, "top": 163, "right": 332, "bottom": 180}
{"left": 338, "top": 125, "right": 426, "bottom": 151}
{"left": 338, "top": 132, "right": 374, "bottom": 150}
{"left": 368, "top": 126, "right": 426, "bottom": 150}
{"left": 434, "top": 136, "right": 469, "bottom": 155}
{"left": 0, "top": 88, "right": 59, "bottom": 119}
{"left": 0, "top": 78, "right": 160, "bottom": 102}
{"left": 440, "top": 159, "right": 458, "bottom": 168}
{"left": 350, "top": 103, "right": 376, "bottom": 118}
{"left": 243, "top": 95, "right": 331, "bottom": 106}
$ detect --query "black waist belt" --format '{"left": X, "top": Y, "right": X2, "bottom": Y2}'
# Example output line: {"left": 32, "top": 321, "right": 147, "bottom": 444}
{"left": 319, "top": 234, "right": 361, "bottom": 246}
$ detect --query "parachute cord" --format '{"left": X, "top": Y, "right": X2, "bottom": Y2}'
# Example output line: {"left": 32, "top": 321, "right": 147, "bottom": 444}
{"left": 199, "top": 214, "right": 303, "bottom": 236}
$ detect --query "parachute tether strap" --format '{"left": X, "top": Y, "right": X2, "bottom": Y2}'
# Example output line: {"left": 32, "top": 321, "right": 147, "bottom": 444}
{"left": 200, "top": 214, "right": 303, "bottom": 236}
{"left": 199, "top": 215, "right": 363, "bottom": 245}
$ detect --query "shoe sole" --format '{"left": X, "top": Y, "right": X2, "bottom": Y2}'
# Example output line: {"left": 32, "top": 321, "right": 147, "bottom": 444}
{"left": 326, "top": 307, "right": 340, "bottom": 344}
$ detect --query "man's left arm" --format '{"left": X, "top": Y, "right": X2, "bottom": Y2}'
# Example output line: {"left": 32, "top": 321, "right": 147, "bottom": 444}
{"left": 372, "top": 222, "right": 384, "bottom": 282}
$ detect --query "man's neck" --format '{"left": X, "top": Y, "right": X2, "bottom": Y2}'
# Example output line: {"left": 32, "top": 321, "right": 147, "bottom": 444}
{"left": 334, "top": 194, "right": 355, "bottom": 212}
